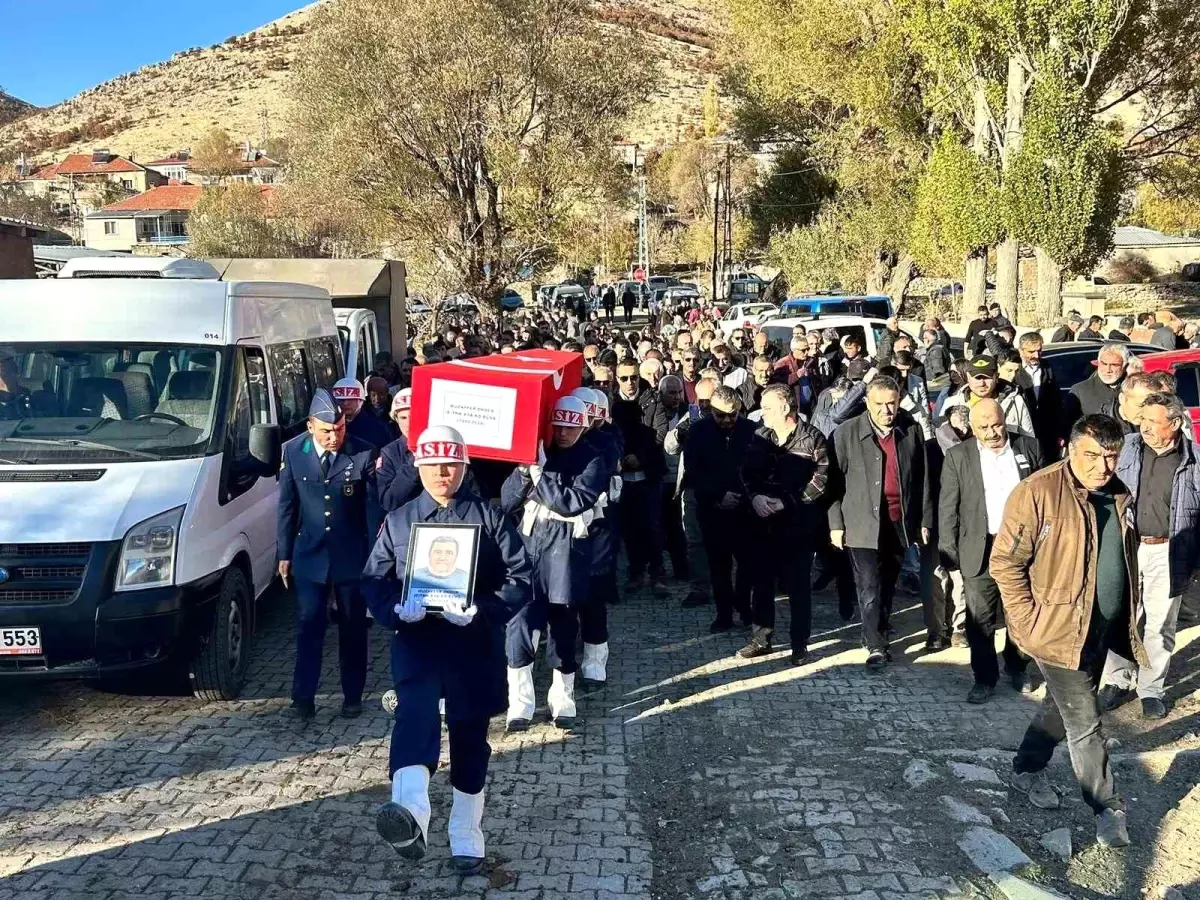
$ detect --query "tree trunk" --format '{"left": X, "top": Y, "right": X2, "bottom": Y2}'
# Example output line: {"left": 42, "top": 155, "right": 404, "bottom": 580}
{"left": 963, "top": 247, "right": 988, "bottom": 323}
{"left": 996, "top": 57, "right": 1026, "bottom": 318}
{"left": 995, "top": 237, "right": 1019, "bottom": 318}
{"left": 867, "top": 250, "right": 890, "bottom": 295}
{"left": 887, "top": 251, "right": 916, "bottom": 313}
{"left": 1034, "top": 247, "right": 1063, "bottom": 327}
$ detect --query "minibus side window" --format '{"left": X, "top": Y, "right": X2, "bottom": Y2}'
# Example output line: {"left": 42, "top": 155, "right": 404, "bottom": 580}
{"left": 224, "top": 347, "right": 272, "bottom": 500}
{"left": 306, "top": 338, "right": 339, "bottom": 392}
{"left": 268, "top": 344, "right": 313, "bottom": 440}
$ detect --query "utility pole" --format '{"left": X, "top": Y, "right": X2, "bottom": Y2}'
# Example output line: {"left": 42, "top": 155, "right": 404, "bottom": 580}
{"left": 711, "top": 170, "right": 721, "bottom": 302}
{"left": 636, "top": 144, "right": 649, "bottom": 281}
{"left": 721, "top": 143, "right": 734, "bottom": 283}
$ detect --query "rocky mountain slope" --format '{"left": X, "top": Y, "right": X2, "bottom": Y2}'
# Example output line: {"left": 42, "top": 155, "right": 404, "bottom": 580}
{"left": 0, "top": 91, "right": 36, "bottom": 128}
{"left": 0, "top": 0, "right": 719, "bottom": 166}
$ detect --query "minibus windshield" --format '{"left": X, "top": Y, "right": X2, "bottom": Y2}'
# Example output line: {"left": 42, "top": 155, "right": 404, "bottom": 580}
{"left": 0, "top": 343, "right": 223, "bottom": 464}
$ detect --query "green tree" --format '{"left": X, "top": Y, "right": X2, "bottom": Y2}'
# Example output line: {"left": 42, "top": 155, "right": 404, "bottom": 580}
{"left": 291, "top": 0, "right": 655, "bottom": 312}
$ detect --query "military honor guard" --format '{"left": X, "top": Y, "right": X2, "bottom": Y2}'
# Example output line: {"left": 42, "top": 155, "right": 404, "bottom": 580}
{"left": 500, "top": 395, "right": 608, "bottom": 730}
{"left": 363, "top": 426, "right": 532, "bottom": 875}
{"left": 378, "top": 388, "right": 421, "bottom": 512}
{"left": 333, "top": 376, "right": 394, "bottom": 449}
{"left": 276, "top": 389, "right": 380, "bottom": 720}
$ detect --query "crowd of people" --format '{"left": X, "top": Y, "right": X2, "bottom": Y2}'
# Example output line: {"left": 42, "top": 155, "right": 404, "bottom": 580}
{"left": 275, "top": 297, "right": 1200, "bottom": 865}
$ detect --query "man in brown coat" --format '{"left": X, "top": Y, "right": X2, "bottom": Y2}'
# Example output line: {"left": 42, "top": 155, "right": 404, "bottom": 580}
{"left": 991, "top": 414, "right": 1147, "bottom": 849}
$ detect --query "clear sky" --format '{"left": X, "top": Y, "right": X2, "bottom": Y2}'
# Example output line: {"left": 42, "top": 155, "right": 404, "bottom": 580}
{"left": 0, "top": 0, "right": 306, "bottom": 107}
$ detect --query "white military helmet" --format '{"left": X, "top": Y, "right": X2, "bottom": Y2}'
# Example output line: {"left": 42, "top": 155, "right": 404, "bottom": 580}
{"left": 413, "top": 425, "right": 469, "bottom": 466}
{"left": 390, "top": 387, "right": 413, "bottom": 413}
{"left": 331, "top": 376, "right": 364, "bottom": 402}
{"left": 588, "top": 388, "right": 610, "bottom": 423}
{"left": 570, "top": 387, "right": 598, "bottom": 423}
{"left": 551, "top": 396, "right": 588, "bottom": 429}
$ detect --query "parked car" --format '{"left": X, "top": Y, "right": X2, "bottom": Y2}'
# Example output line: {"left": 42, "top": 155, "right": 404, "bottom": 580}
{"left": 718, "top": 302, "right": 779, "bottom": 337}
{"left": 1038, "top": 342, "right": 1160, "bottom": 404}
{"left": 1138, "top": 348, "right": 1200, "bottom": 430}
{"left": 723, "top": 273, "right": 767, "bottom": 305}
{"left": 759, "top": 315, "right": 909, "bottom": 359}
{"left": 779, "top": 294, "right": 894, "bottom": 319}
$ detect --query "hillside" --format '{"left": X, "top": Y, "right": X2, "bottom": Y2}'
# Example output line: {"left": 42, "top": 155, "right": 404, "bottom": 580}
{"left": 0, "top": 0, "right": 719, "bottom": 166}
{"left": 0, "top": 91, "right": 36, "bottom": 128}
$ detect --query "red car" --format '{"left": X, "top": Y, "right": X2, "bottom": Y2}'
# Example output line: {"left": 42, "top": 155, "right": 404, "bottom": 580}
{"left": 1138, "top": 348, "right": 1200, "bottom": 430}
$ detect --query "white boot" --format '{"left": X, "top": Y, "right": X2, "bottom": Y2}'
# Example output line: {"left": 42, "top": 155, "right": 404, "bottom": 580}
{"left": 547, "top": 669, "right": 577, "bottom": 726}
{"left": 377, "top": 765, "right": 430, "bottom": 860}
{"left": 506, "top": 664, "right": 535, "bottom": 730}
{"left": 581, "top": 642, "right": 609, "bottom": 683}
{"left": 448, "top": 788, "right": 486, "bottom": 874}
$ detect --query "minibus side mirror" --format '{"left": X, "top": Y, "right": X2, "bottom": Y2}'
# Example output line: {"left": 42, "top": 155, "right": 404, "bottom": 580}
{"left": 249, "top": 424, "right": 282, "bottom": 474}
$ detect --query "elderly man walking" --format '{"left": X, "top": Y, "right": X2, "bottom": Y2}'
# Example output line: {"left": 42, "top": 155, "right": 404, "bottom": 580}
{"left": 829, "top": 375, "right": 933, "bottom": 669}
{"left": 1099, "top": 393, "right": 1200, "bottom": 719}
{"left": 939, "top": 400, "right": 1044, "bottom": 703}
{"left": 991, "top": 415, "right": 1147, "bottom": 848}
{"left": 1065, "top": 342, "right": 1129, "bottom": 422}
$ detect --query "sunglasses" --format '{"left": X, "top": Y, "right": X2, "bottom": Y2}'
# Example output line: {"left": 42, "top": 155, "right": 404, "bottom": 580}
{"left": 712, "top": 408, "right": 736, "bottom": 420}
{"left": 618, "top": 375, "right": 637, "bottom": 383}
{"left": 682, "top": 356, "right": 698, "bottom": 362}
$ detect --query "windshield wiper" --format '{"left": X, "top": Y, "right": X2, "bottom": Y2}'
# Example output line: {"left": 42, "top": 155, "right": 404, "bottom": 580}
{"left": 0, "top": 437, "right": 163, "bottom": 461}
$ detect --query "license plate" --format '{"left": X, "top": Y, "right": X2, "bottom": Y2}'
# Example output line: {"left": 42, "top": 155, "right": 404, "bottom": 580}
{"left": 0, "top": 627, "right": 42, "bottom": 656}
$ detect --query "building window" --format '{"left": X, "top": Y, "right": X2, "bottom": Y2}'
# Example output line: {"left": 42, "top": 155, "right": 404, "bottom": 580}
{"left": 103, "top": 221, "right": 117, "bottom": 235}
{"left": 120, "top": 179, "right": 133, "bottom": 190}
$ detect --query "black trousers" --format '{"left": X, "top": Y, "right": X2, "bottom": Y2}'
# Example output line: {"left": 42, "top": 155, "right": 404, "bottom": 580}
{"left": 815, "top": 541, "right": 857, "bottom": 619}
{"left": 963, "top": 536, "right": 1029, "bottom": 686}
{"left": 620, "top": 479, "right": 664, "bottom": 579}
{"left": 846, "top": 519, "right": 905, "bottom": 652}
{"left": 697, "top": 506, "right": 754, "bottom": 624}
{"left": 752, "top": 526, "right": 814, "bottom": 651}
{"left": 1013, "top": 653, "right": 1121, "bottom": 815}
{"left": 661, "top": 488, "right": 689, "bottom": 580}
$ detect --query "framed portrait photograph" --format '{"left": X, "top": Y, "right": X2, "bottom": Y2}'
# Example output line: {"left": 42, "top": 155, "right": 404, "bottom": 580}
{"left": 402, "top": 523, "right": 481, "bottom": 613}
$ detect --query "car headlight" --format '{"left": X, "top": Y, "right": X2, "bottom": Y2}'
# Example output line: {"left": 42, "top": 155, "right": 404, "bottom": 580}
{"left": 115, "top": 507, "right": 185, "bottom": 591}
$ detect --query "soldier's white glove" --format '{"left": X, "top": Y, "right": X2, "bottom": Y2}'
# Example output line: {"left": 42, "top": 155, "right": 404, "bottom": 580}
{"left": 395, "top": 596, "right": 426, "bottom": 624}
{"left": 441, "top": 595, "right": 477, "bottom": 627}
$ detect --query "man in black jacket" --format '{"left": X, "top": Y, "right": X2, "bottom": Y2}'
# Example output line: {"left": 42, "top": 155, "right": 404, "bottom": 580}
{"left": 1011, "top": 332, "right": 1063, "bottom": 461}
{"left": 682, "top": 385, "right": 758, "bottom": 632}
{"left": 614, "top": 361, "right": 667, "bottom": 593}
{"left": 829, "top": 376, "right": 933, "bottom": 668}
{"left": 740, "top": 384, "right": 831, "bottom": 664}
{"left": 1077, "top": 316, "right": 1106, "bottom": 341}
{"left": 1064, "top": 342, "right": 1128, "bottom": 425}
{"left": 965, "top": 306, "right": 995, "bottom": 356}
{"left": 939, "top": 400, "right": 1044, "bottom": 703}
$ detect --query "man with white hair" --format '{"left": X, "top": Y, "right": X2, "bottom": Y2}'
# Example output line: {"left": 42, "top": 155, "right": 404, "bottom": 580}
{"left": 639, "top": 357, "right": 664, "bottom": 390}
{"left": 1065, "top": 342, "right": 1129, "bottom": 423}
{"left": 365, "top": 425, "right": 531, "bottom": 875}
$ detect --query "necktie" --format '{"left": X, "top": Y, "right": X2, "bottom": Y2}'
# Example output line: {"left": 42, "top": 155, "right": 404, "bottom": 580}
{"left": 320, "top": 453, "right": 332, "bottom": 479}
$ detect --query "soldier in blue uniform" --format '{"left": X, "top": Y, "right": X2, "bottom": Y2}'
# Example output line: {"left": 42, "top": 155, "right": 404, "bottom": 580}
{"left": 576, "top": 387, "right": 623, "bottom": 683}
{"left": 364, "top": 426, "right": 531, "bottom": 876}
{"left": 378, "top": 387, "right": 481, "bottom": 513}
{"left": 501, "top": 396, "right": 608, "bottom": 730}
{"left": 277, "top": 389, "right": 380, "bottom": 720}
{"left": 333, "top": 376, "right": 394, "bottom": 449}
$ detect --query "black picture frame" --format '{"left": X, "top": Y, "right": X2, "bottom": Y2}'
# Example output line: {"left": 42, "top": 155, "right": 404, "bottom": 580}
{"left": 401, "top": 522, "right": 482, "bottom": 614}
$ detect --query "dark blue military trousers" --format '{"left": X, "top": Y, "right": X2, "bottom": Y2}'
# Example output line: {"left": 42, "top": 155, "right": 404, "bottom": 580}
{"left": 292, "top": 579, "right": 368, "bottom": 705}
{"left": 388, "top": 676, "right": 490, "bottom": 794}
{"left": 505, "top": 601, "right": 579, "bottom": 674}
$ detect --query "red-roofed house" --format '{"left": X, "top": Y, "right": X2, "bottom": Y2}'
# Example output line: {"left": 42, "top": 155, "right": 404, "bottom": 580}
{"left": 84, "top": 184, "right": 204, "bottom": 252}
{"left": 143, "top": 151, "right": 193, "bottom": 184}
{"left": 52, "top": 149, "right": 165, "bottom": 195}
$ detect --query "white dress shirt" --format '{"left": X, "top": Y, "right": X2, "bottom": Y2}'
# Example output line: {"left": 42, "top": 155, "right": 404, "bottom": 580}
{"left": 1023, "top": 364, "right": 1042, "bottom": 400}
{"left": 978, "top": 441, "right": 1021, "bottom": 535}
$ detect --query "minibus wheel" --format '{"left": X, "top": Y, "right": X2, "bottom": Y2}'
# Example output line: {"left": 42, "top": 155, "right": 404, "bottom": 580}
{"left": 190, "top": 567, "right": 251, "bottom": 700}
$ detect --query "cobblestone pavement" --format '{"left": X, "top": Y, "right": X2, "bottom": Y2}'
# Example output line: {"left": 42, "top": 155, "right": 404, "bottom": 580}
{"left": 1, "top": 581, "right": 1198, "bottom": 900}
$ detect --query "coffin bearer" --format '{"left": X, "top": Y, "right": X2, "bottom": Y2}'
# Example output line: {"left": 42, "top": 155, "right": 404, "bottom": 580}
{"left": 277, "top": 388, "right": 380, "bottom": 720}
{"left": 333, "top": 376, "right": 394, "bottom": 449}
{"left": 501, "top": 395, "right": 607, "bottom": 730}
{"left": 938, "top": 399, "right": 1043, "bottom": 703}
{"left": 378, "top": 388, "right": 419, "bottom": 512}
{"left": 364, "top": 426, "right": 531, "bottom": 875}
{"left": 576, "top": 387, "right": 623, "bottom": 682}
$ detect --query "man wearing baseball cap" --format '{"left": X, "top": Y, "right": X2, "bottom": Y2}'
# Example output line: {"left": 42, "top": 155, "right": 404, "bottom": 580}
{"left": 500, "top": 395, "right": 608, "bottom": 729}
{"left": 365, "top": 425, "right": 531, "bottom": 875}
{"left": 940, "top": 355, "right": 1035, "bottom": 438}
{"left": 277, "top": 388, "right": 381, "bottom": 721}
{"left": 332, "top": 376, "right": 393, "bottom": 449}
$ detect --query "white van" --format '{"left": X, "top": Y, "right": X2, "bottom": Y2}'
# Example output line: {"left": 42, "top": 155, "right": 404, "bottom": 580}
{"left": 0, "top": 258, "right": 343, "bottom": 699}
{"left": 334, "top": 307, "right": 380, "bottom": 385}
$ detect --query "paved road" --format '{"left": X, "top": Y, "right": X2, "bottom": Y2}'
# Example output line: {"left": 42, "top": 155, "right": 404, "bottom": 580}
{"left": 1, "top": 582, "right": 1198, "bottom": 900}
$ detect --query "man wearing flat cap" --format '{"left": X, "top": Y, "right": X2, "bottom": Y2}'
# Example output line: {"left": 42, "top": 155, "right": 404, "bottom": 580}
{"left": 277, "top": 388, "right": 381, "bottom": 721}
